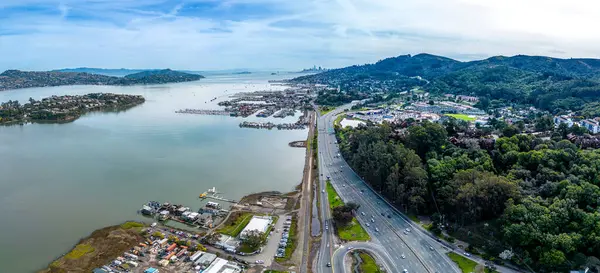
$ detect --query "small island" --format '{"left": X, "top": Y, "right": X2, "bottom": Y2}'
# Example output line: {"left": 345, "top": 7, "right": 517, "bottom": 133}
{"left": 0, "top": 69, "right": 204, "bottom": 92}
{"left": 0, "top": 93, "right": 145, "bottom": 125}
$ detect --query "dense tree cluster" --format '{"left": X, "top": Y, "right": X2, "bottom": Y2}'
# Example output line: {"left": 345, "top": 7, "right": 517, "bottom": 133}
{"left": 315, "top": 89, "right": 367, "bottom": 106}
{"left": 240, "top": 230, "right": 265, "bottom": 252}
{"left": 332, "top": 202, "right": 360, "bottom": 226}
{"left": 337, "top": 121, "right": 600, "bottom": 272}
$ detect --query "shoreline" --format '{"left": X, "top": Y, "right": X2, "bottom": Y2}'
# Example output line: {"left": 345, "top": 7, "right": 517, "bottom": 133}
{"left": 39, "top": 111, "right": 316, "bottom": 272}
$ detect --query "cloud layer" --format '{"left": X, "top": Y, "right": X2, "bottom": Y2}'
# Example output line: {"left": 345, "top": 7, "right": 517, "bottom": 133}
{"left": 1, "top": 0, "right": 600, "bottom": 71}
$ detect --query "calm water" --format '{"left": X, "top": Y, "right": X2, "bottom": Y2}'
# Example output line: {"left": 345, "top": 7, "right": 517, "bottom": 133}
{"left": 0, "top": 73, "right": 308, "bottom": 273}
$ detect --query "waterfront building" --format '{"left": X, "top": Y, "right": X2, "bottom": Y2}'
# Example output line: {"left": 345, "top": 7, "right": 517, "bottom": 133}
{"left": 204, "top": 258, "right": 242, "bottom": 273}
{"left": 239, "top": 215, "right": 272, "bottom": 239}
{"left": 195, "top": 252, "right": 217, "bottom": 267}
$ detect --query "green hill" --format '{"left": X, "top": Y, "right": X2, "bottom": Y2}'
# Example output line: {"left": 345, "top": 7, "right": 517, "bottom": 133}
{"left": 294, "top": 54, "right": 600, "bottom": 113}
{"left": 0, "top": 69, "right": 204, "bottom": 91}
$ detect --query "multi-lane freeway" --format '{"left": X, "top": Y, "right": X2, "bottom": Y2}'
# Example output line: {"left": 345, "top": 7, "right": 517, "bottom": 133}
{"left": 315, "top": 104, "right": 461, "bottom": 273}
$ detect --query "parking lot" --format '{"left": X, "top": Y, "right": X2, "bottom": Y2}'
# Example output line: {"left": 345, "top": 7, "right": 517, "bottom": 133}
{"left": 232, "top": 214, "right": 294, "bottom": 267}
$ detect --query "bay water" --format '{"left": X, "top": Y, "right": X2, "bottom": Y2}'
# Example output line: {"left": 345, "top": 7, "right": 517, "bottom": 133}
{"left": 0, "top": 73, "right": 308, "bottom": 272}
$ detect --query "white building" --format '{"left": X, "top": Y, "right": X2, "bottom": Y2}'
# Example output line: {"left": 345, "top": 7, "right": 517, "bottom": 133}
{"left": 554, "top": 115, "right": 574, "bottom": 128}
{"left": 239, "top": 216, "right": 272, "bottom": 239}
{"left": 580, "top": 119, "right": 600, "bottom": 134}
{"left": 204, "top": 258, "right": 242, "bottom": 273}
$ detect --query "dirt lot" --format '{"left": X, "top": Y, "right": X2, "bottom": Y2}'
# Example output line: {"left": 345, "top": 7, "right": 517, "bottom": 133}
{"left": 40, "top": 223, "right": 145, "bottom": 273}
{"left": 239, "top": 191, "right": 283, "bottom": 205}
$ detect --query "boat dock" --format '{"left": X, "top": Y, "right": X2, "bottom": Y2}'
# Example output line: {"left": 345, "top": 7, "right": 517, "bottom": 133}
{"left": 199, "top": 192, "right": 237, "bottom": 203}
{"left": 138, "top": 199, "right": 230, "bottom": 229}
{"left": 205, "top": 195, "right": 237, "bottom": 203}
{"left": 198, "top": 187, "right": 237, "bottom": 203}
{"left": 175, "top": 109, "right": 232, "bottom": 116}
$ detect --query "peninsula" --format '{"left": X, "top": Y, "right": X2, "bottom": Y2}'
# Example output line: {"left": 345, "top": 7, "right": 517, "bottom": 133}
{"left": 0, "top": 93, "right": 145, "bottom": 124}
{"left": 0, "top": 69, "right": 204, "bottom": 92}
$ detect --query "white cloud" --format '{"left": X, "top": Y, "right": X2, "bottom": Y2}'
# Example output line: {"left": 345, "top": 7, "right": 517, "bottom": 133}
{"left": 1, "top": 0, "right": 600, "bottom": 71}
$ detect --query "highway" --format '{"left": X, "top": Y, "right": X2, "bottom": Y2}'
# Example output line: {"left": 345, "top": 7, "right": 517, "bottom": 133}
{"left": 315, "top": 104, "right": 461, "bottom": 273}
{"left": 332, "top": 242, "right": 397, "bottom": 273}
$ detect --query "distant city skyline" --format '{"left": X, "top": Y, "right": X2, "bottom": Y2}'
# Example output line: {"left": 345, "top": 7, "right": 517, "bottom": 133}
{"left": 1, "top": 0, "right": 600, "bottom": 71}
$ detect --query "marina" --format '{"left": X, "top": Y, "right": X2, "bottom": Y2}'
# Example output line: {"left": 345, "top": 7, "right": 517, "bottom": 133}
{"left": 175, "top": 109, "right": 233, "bottom": 116}
{"left": 0, "top": 76, "right": 309, "bottom": 273}
{"left": 139, "top": 189, "right": 231, "bottom": 229}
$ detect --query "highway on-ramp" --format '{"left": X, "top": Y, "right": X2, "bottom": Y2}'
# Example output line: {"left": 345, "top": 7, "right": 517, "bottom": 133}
{"left": 315, "top": 104, "right": 461, "bottom": 273}
{"left": 332, "top": 242, "right": 397, "bottom": 273}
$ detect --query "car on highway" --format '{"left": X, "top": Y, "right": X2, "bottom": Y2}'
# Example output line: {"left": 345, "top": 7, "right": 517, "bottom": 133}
{"left": 348, "top": 246, "right": 353, "bottom": 250}
{"left": 387, "top": 214, "right": 391, "bottom": 218}
{"left": 326, "top": 262, "right": 331, "bottom": 267}
{"left": 366, "top": 223, "right": 370, "bottom": 227}
{"left": 322, "top": 189, "right": 325, "bottom": 193}
{"left": 361, "top": 212, "right": 365, "bottom": 216}
{"left": 429, "top": 246, "right": 434, "bottom": 251}
{"left": 381, "top": 212, "right": 385, "bottom": 216}
{"left": 403, "top": 269, "right": 408, "bottom": 273}
{"left": 255, "top": 260, "right": 264, "bottom": 264}
{"left": 405, "top": 228, "right": 411, "bottom": 232}
{"left": 371, "top": 219, "right": 375, "bottom": 223}
{"left": 401, "top": 254, "right": 406, "bottom": 259}
{"left": 463, "top": 252, "right": 471, "bottom": 257}
{"left": 375, "top": 227, "right": 380, "bottom": 232}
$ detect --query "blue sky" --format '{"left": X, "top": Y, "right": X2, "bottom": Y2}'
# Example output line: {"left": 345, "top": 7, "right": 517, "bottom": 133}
{"left": 1, "top": 0, "right": 599, "bottom": 71}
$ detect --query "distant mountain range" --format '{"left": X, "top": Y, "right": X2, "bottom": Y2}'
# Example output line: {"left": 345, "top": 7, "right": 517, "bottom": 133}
{"left": 0, "top": 69, "right": 204, "bottom": 92}
{"left": 293, "top": 53, "right": 600, "bottom": 113}
{"left": 53, "top": 68, "right": 153, "bottom": 77}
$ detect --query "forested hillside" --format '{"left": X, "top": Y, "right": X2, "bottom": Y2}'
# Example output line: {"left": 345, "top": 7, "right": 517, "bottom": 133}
{"left": 0, "top": 69, "right": 203, "bottom": 91}
{"left": 293, "top": 54, "right": 600, "bottom": 114}
{"left": 337, "top": 121, "right": 600, "bottom": 272}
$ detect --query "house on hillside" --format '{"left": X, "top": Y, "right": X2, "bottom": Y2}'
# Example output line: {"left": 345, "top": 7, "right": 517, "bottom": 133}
{"left": 580, "top": 119, "right": 600, "bottom": 134}
{"left": 554, "top": 115, "right": 574, "bottom": 128}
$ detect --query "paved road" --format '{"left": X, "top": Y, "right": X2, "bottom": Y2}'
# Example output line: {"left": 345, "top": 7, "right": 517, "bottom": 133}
{"left": 316, "top": 104, "right": 461, "bottom": 273}
{"left": 300, "top": 112, "right": 316, "bottom": 273}
{"left": 332, "top": 242, "right": 397, "bottom": 273}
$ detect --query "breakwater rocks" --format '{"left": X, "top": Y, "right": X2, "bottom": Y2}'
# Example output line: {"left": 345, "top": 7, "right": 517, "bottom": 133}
{"left": 288, "top": 141, "right": 307, "bottom": 148}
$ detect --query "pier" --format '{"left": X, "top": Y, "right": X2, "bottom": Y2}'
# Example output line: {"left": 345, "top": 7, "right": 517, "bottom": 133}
{"left": 204, "top": 195, "right": 237, "bottom": 203}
